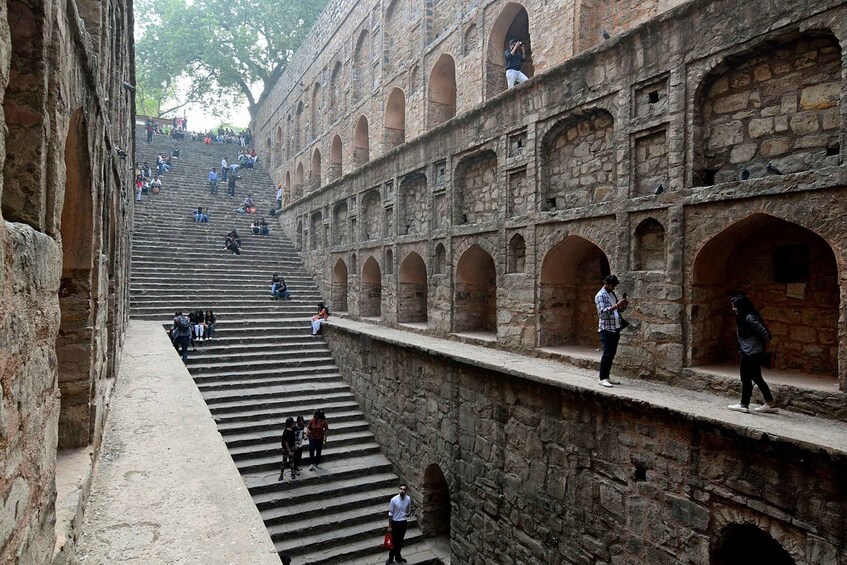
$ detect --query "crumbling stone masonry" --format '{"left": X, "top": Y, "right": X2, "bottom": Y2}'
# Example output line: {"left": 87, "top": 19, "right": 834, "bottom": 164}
{"left": 256, "top": 0, "right": 847, "bottom": 407}
{"left": 0, "top": 0, "right": 134, "bottom": 561}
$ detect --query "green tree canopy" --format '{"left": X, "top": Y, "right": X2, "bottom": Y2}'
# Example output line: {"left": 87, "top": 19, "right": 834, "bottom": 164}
{"left": 136, "top": 0, "right": 327, "bottom": 120}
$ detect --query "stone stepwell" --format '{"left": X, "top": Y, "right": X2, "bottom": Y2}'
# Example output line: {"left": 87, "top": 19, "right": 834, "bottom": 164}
{"left": 130, "top": 126, "right": 441, "bottom": 564}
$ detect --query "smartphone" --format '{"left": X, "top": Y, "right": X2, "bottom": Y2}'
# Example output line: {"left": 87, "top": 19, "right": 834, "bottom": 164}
{"left": 622, "top": 293, "right": 628, "bottom": 299}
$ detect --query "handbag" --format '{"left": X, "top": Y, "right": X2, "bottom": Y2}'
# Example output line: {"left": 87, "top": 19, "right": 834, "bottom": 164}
{"left": 383, "top": 531, "right": 393, "bottom": 549}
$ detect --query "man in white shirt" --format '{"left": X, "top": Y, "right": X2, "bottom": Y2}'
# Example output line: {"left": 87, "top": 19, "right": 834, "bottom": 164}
{"left": 220, "top": 157, "right": 229, "bottom": 181}
{"left": 386, "top": 484, "right": 413, "bottom": 564}
{"left": 276, "top": 184, "right": 284, "bottom": 209}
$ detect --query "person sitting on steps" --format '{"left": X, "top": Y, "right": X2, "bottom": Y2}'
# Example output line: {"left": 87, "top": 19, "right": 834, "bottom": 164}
{"left": 194, "top": 207, "right": 208, "bottom": 223}
{"left": 224, "top": 230, "right": 242, "bottom": 255}
{"left": 259, "top": 217, "right": 270, "bottom": 235}
{"left": 311, "top": 302, "right": 329, "bottom": 335}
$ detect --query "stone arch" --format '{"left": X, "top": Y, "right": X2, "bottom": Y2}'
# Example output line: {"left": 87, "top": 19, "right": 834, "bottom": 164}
{"left": 275, "top": 126, "right": 283, "bottom": 168}
{"left": 540, "top": 109, "right": 615, "bottom": 210}
{"left": 454, "top": 244, "right": 497, "bottom": 333}
{"left": 384, "top": 87, "right": 406, "bottom": 149}
{"left": 330, "top": 134, "right": 343, "bottom": 181}
{"left": 330, "top": 61, "right": 343, "bottom": 122}
{"left": 712, "top": 524, "right": 795, "bottom": 565}
{"left": 690, "top": 213, "right": 839, "bottom": 380}
{"left": 507, "top": 233, "right": 526, "bottom": 273}
{"left": 264, "top": 138, "right": 272, "bottom": 167}
{"left": 422, "top": 463, "right": 450, "bottom": 536}
{"left": 463, "top": 24, "right": 478, "bottom": 56}
{"left": 311, "top": 82, "right": 322, "bottom": 138}
{"left": 361, "top": 256, "right": 382, "bottom": 317}
{"left": 539, "top": 235, "right": 611, "bottom": 347}
{"left": 311, "top": 148, "right": 322, "bottom": 190}
{"left": 286, "top": 114, "right": 293, "bottom": 159}
{"left": 333, "top": 201, "right": 348, "bottom": 245}
{"left": 284, "top": 171, "right": 292, "bottom": 203}
{"left": 294, "top": 163, "right": 305, "bottom": 200}
{"left": 409, "top": 64, "right": 420, "bottom": 96}
{"left": 353, "top": 29, "right": 371, "bottom": 103}
{"left": 309, "top": 210, "right": 323, "bottom": 250}
{"left": 361, "top": 189, "right": 382, "bottom": 240}
{"left": 427, "top": 54, "right": 457, "bottom": 128}
{"left": 384, "top": 0, "right": 405, "bottom": 70}
{"left": 354, "top": 115, "right": 370, "bottom": 166}
{"left": 454, "top": 150, "right": 498, "bottom": 225}
{"left": 295, "top": 100, "right": 305, "bottom": 151}
{"left": 351, "top": 252, "right": 358, "bottom": 273}
{"left": 399, "top": 171, "right": 427, "bottom": 235}
{"left": 385, "top": 248, "right": 394, "bottom": 274}
{"left": 332, "top": 259, "right": 349, "bottom": 312}
{"left": 57, "top": 109, "right": 96, "bottom": 448}
{"left": 486, "top": 2, "right": 534, "bottom": 99}
{"left": 693, "top": 30, "right": 841, "bottom": 186}
{"left": 633, "top": 218, "right": 665, "bottom": 271}
{"left": 399, "top": 252, "right": 428, "bottom": 323}
{"left": 296, "top": 219, "right": 303, "bottom": 249}
{"left": 434, "top": 243, "right": 447, "bottom": 274}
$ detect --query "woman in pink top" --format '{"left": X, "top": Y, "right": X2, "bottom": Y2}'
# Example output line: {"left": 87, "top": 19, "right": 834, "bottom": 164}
{"left": 310, "top": 302, "right": 329, "bottom": 335}
{"left": 307, "top": 409, "right": 329, "bottom": 470}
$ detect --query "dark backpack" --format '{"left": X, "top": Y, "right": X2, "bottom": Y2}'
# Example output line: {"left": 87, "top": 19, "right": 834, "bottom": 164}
{"left": 178, "top": 316, "right": 191, "bottom": 330}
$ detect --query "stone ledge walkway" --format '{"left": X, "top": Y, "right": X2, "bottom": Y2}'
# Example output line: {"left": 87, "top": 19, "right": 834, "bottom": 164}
{"left": 327, "top": 319, "right": 847, "bottom": 458}
{"left": 74, "top": 320, "right": 279, "bottom": 565}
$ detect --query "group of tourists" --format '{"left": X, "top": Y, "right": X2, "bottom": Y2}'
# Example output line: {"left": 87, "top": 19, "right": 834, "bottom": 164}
{"left": 193, "top": 127, "right": 253, "bottom": 147}
{"left": 134, "top": 162, "right": 163, "bottom": 201}
{"left": 169, "top": 310, "right": 217, "bottom": 362}
{"left": 278, "top": 410, "right": 329, "bottom": 481}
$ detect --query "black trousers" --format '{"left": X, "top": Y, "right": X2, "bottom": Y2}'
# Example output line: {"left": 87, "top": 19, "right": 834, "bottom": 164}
{"left": 598, "top": 330, "right": 620, "bottom": 380}
{"left": 740, "top": 352, "right": 773, "bottom": 406}
{"left": 388, "top": 519, "right": 408, "bottom": 560}
{"left": 174, "top": 335, "right": 190, "bottom": 361}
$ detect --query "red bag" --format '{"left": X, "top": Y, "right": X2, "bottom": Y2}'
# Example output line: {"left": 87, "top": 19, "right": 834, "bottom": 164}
{"left": 383, "top": 532, "right": 393, "bottom": 549}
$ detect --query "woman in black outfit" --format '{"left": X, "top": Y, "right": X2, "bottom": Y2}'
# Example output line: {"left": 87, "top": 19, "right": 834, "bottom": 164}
{"left": 205, "top": 310, "right": 216, "bottom": 341}
{"left": 727, "top": 293, "right": 778, "bottom": 414}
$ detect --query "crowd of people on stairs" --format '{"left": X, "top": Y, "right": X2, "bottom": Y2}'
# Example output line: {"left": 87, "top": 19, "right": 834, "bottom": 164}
{"left": 169, "top": 310, "right": 216, "bottom": 362}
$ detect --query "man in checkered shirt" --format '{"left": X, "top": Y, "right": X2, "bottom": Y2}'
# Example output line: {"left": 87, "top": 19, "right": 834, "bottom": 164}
{"left": 595, "top": 274, "right": 629, "bottom": 388}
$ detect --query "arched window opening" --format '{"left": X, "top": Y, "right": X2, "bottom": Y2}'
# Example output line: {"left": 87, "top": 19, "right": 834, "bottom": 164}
{"left": 539, "top": 236, "right": 611, "bottom": 348}
{"left": 486, "top": 3, "right": 534, "bottom": 99}
{"left": 294, "top": 163, "right": 305, "bottom": 200}
{"left": 309, "top": 211, "right": 323, "bottom": 250}
{"left": 384, "top": 88, "right": 406, "bottom": 149}
{"left": 454, "top": 244, "right": 497, "bottom": 334}
{"left": 330, "top": 134, "right": 343, "bottom": 181}
{"left": 713, "top": 524, "right": 795, "bottom": 565}
{"left": 434, "top": 243, "right": 447, "bottom": 274}
{"left": 284, "top": 171, "right": 292, "bottom": 205}
{"left": 311, "top": 148, "right": 322, "bottom": 190}
{"left": 385, "top": 248, "right": 394, "bottom": 275}
{"left": 354, "top": 116, "right": 370, "bottom": 166}
{"left": 361, "top": 256, "right": 382, "bottom": 317}
{"left": 351, "top": 252, "right": 358, "bottom": 273}
{"left": 427, "top": 54, "right": 457, "bottom": 128}
{"left": 286, "top": 114, "right": 293, "bottom": 159}
{"left": 422, "top": 464, "right": 450, "bottom": 536}
{"left": 330, "top": 62, "right": 343, "bottom": 122}
{"left": 353, "top": 29, "right": 370, "bottom": 103}
{"left": 399, "top": 252, "right": 428, "bottom": 323}
{"left": 332, "top": 260, "right": 349, "bottom": 312}
{"left": 57, "top": 108, "right": 96, "bottom": 448}
{"left": 295, "top": 101, "right": 305, "bottom": 151}
{"left": 275, "top": 126, "right": 283, "bottom": 168}
{"left": 507, "top": 234, "right": 526, "bottom": 273}
{"left": 633, "top": 218, "right": 665, "bottom": 271}
{"left": 691, "top": 214, "right": 839, "bottom": 380}
{"left": 296, "top": 219, "right": 303, "bottom": 249}
{"left": 311, "top": 83, "right": 322, "bottom": 138}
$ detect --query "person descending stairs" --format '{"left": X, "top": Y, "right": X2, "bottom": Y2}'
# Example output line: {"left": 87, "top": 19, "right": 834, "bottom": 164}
{"left": 130, "top": 124, "right": 442, "bottom": 564}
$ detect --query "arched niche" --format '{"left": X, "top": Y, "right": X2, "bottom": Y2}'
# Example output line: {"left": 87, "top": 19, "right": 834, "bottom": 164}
{"left": 434, "top": 243, "right": 447, "bottom": 274}
{"left": 353, "top": 29, "right": 370, "bottom": 103}
{"left": 311, "top": 83, "right": 322, "bottom": 138}
{"left": 354, "top": 115, "right": 370, "bottom": 166}
{"left": 361, "top": 189, "right": 382, "bottom": 241}
{"left": 690, "top": 213, "right": 839, "bottom": 380}
{"left": 309, "top": 210, "right": 323, "bottom": 250}
{"left": 693, "top": 30, "right": 841, "bottom": 186}
{"left": 332, "top": 259, "right": 349, "bottom": 312}
{"left": 57, "top": 109, "right": 96, "bottom": 448}
{"left": 294, "top": 162, "right": 305, "bottom": 200}
{"left": 507, "top": 233, "right": 526, "bottom": 273}
{"left": 399, "top": 252, "right": 428, "bottom": 323}
{"left": 295, "top": 101, "right": 305, "bottom": 151}
{"left": 422, "top": 464, "right": 450, "bottom": 536}
{"left": 633, "top": 218, "right": 665, "bottom": 271}
{"left": 384, "top": 87, "right": 406, "bottom": 149}
{"left": 713, "top": 524, "right": 795, "bottom": 565}
{"left": 330, "top": 134, "right": 343, "bottom": 181}
{"left": 486, "top": 2, "right": 534, "bottom": 99}
{"left": 540, "top": 110, "right": 615, "bottom": 210}
{"left": 399, "top": 172, "right": 427, "bottom": 235}
{"left": 311, "top": 148, "right": 322, "bottom": 190}
{"left": 296, "top": 219, "right": 303, "bottom": 249}
{"left": 385, "top": 248, "right": 394, "bottom": 275}
{"left": 332, "top": 201, "right": 349, "bottom": 245}
{"left": 384, "top": 0, "right": 406, "bottom": 70}
{"left": 454, "top": 244, "right": 497, "bottom": 333}
{"left": 286, "top": 114, "right": 293, "bottom": 158}
{"left": 427, "top": 54, "right": 456, "bottom": 128}
{"left": 361, "top": 256, "right": 382, "bottom": 317}
{"left": 539, "top": 236, "right": 611, "bottom": 348}
{"left": 454, "top": 150, "right": 498, "bottom": 225}
{"left": 275, "top": 126, "right": 283, "bottom": 168}
{"left": 330, "top": 62, "right": 343, "bottom": 122}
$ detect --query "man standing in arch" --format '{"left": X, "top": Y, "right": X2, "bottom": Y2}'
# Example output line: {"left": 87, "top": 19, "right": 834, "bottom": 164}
{"left": 505, "top": 38, "right": 528, "bottom": 88}
{"left": 385, "top": 484, "right": 413, "bottom": 564}
{"left": 595, "top": 274, "right": 628, "bottom": 388}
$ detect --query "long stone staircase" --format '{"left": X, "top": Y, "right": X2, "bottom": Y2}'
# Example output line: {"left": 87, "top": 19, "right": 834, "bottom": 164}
{"left": 130, "top": 126, "right": 440, "bottom": 564}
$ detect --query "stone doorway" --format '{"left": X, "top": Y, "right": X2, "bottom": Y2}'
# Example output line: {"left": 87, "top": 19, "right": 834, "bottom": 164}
{"left": 361, "top": 256, "right": 382, "bottom": 318}
{"left": 332, "top": 259, "right": 348, "bottom": 312}
{"left": 384, "top": 87, "right": 406, "bottom": 149}
{"left": 454, "top": 244, "right": 496, "bottom": 334}
{"left": 399, "top": 252, "right": 427, "bottom": 324}
{"left": 712, "top": 524, "right": 794, "bottom": 565}
{"left": 539, "top": 236, "right": 610, "bottom": 348}
{"left": 486, "top": 2, "right": 534, "bottom": 99}
{"left": 422, "top": 464, "right": 450, "bottom": 536}
{"left": 57, "top": 109, "right": 96, "bottom": 449}
{"left": 690, "top": 214, "right": 840, "bottom": 385}
{"left": 427, "top": 54, "right": 456, "bottom": 128}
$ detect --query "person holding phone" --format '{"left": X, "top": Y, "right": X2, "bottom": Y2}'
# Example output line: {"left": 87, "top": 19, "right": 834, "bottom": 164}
{"left": 594, "top": 274, "right": 629, "bottom": 388}
{"left": 505, "top": 38, "right": 529, "bottom": 88}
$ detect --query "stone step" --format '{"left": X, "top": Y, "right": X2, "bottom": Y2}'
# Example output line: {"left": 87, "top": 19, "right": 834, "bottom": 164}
{"left": 195, "top": 372, "right": 344, "bottom": 393}
{"left": 234, "top": 441, "right": 382, "bottom": 474}
{"left": 204, "top": 389, "right": 354, "bottom": 415}
{"left": 261, "top": 479, "right": 396, "bottom": 526}
{"left": 187, "top": 357, "right": 336, "bottom": 376}
{"left": 228, "top": 429, "right": 374, "bottom": 461}
{"left": 201, "top": 377, "right": 349, "bottom": 404}
{"left": 224, "top": 419, "right": 371, "bottom": 449}
{"left": 217, "top": 408, "right": 365, "bottom": 436}
{"left": 214, "top": 400, "right": 363, "bottom": 428}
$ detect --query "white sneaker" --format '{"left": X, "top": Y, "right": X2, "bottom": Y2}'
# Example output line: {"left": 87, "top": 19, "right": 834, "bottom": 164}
{"left": 727, "top": 404, "right": 749, "bottom": 413}
{"left": 315, "top": 464, "right": 322, "bottom": 469}
{"left": 754, "top": 404, "right": 779, "bottom": 414}
{"left": 599, "top": 379, "right": 613, "bottom": 388}
{"left": 309, "top": 464, "right": 315, "bottom": 471}
{"left": 607, "top": 378, "right": 621, "bottom": 385}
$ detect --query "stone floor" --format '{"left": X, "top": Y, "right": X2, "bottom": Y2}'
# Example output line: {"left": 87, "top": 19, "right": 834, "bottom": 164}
{"left": 73, "top": 321, "right": 279, "bottom": 565}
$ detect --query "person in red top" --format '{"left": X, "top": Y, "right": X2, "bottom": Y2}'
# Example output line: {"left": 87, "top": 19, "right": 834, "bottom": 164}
{"left": 310, "top": 302, "right": 329, "bottom": 335}
{"left": 307, "top": 409, "right": 329, "bottom": 470}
